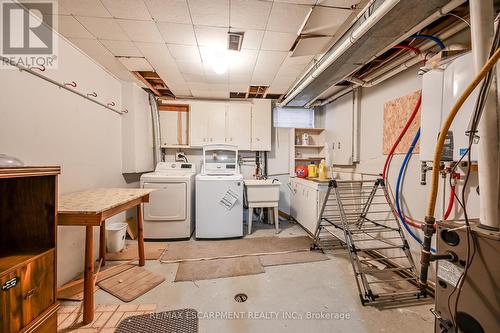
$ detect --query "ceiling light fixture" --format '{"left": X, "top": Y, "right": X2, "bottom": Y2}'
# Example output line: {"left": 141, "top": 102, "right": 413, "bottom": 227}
{"left": 207, "top": 47, "right": 230, "bottom": 75}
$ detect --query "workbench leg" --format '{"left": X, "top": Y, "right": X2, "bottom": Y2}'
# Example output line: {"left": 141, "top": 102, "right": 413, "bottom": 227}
{"left": 274, "top": 207, "right": 280, "bottom": 234}
{"left": 83, "top": 226, "right": 94, "bottom": 324}
{"left": 248, "top": 208, "right": 253, "bottom": 235}
{"left": 99, "top": 222, "right": 106, "bottom": 266}
{"left": 137, "top": 204, "right": 145, "bottom": 266}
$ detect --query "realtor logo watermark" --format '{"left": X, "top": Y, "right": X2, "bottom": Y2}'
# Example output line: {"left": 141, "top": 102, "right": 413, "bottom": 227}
{"left": 1, "top": 0, "right": 58, "bottom": 68}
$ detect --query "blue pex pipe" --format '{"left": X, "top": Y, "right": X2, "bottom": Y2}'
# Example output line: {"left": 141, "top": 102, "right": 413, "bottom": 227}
{"left": 410, "top": 34, "right": 446, "bottom": 50}
{"left": 395, "top": 128, "right": 436, "bottom": 253}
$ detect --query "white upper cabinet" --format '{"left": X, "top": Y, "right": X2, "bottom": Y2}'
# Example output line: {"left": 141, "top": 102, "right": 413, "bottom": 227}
{"left": 226, "top": 103, "right": 251, "bottom": 150}
{"left": 189, "top": 102, "right": 209, "bottom": 147}
{"left": 207, "top": 103, "right": 227, "bottom": 144}
{"left": 251, "top": 99, "right": 272, "bottom": 151}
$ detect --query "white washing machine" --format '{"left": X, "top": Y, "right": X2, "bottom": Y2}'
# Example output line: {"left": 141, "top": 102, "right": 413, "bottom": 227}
{"left": 140, "top": 162, "right": 196, "bottom": 239}
{"left": 196, "top": 144, "right": 243, "bottom": 239}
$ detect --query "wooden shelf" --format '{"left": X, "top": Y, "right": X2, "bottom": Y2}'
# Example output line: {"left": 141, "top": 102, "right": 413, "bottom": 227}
{"left": 294, "top": 127, "right": 325, "bottom": 133}
{"left": 295, "top": 145, "right": 324, "bottom": 148}
{"left": 0, "top": 248, "right": 53, "bottom": 274}
{"left": 161, "top": 145, "right": 191, "bottom": 149}
{"left": 295, "top": 157, "right": 325, "bottom": 161}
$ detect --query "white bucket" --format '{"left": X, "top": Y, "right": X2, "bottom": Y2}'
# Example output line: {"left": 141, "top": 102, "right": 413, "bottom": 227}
{"left": 106, "top": 222, "right": 128, "bottom": 253}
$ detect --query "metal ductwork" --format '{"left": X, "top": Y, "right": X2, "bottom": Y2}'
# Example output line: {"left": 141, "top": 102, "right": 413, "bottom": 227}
{"left": 283, "top": 0, "right": 461, "bottom": 107}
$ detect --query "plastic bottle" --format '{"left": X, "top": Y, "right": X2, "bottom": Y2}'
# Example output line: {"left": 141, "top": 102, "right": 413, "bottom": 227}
{"left": 308, "top": 162, "right": 318, "bottom": 178}
{"left": 318, "top": 159, "right": 327, "bottom": 180}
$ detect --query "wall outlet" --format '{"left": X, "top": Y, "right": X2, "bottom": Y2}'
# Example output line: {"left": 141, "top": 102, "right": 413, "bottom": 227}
{"left": 175, "top": 152, "right": 186, "bottom": 161}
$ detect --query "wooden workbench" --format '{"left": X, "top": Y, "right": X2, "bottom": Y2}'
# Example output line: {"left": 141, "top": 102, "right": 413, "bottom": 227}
{"left": 58, "top": 188, "right": 154, "bottom": 324}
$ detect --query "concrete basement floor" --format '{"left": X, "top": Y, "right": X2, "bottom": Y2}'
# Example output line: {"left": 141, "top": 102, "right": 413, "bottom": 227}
{"left": 62, "top": 219, "right": 435, "bottom": 333}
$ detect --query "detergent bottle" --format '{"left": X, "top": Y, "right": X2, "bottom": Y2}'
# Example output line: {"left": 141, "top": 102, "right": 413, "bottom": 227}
{"left": 307, "top": 162, "right": 318, "bottom": 178}
{"left": 318, "top": 159, "right": 327, "bottom": 180}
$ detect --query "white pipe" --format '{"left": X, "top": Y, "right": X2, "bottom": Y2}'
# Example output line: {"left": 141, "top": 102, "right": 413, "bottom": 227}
{"left": 280, "top": 0, "right": 401, "bottom": 106}
{"left": 282, "top": 0, "right": 467, "bottom": 107}
{"left": 316, "top": 20, "right": 469, "bottom": 106}
{"left": 470, "top": 0, "right": 499, "bottom": 230}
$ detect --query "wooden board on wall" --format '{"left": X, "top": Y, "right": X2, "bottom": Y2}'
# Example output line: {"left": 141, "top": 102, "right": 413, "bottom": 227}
{"left": 383, "top": 90, "right": 421, "bottom": 154}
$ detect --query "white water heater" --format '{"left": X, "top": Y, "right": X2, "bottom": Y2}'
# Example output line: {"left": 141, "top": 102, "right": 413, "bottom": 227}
{"left": 420, "top": 52, "right": 480, "bottom": 162}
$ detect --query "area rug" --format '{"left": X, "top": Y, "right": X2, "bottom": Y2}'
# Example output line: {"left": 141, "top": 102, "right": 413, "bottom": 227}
{"left": 174, "top": 257, "right": 265, "bottom": 282}
{"left": 106, "top": 241, "right": 167, "bottom": 261}
{"left": 97, "top": 266, "right": 165, "bottom": 302}
{"left": 115, "top": 309, "right": 198, "bottom": 333}
{"left": 258, "top": 250, "right": 329, "bottom": 266}
{"left": 160, "top": 236, "right": 311, "bottom": 263}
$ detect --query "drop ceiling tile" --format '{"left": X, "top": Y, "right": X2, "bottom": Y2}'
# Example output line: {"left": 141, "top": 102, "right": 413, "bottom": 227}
{"left": 101, "top": 40, "right": 142, "bottom": 56}
{"left": 117, "top": 57, "right": 154, "bottom": 71}
{"left": 176, "top": 60, "right": 204, "bottom": 75}
{"left": 291, "top": 36, "right": 331, "bottom": 56}
{"left": 229, "top": 82, "right": 249, "bottom": 92}
{"left": 117, "top": 20, "right": 164, "bottom": 43}
{"left": 190, "top": 89, "right": 212, "bottom": 98}
{"left": 229, "top": 71, "right": 253, "bottom": 83}
{"left": 169, "top": 84, "right": 192, "bottom": 96}
{"left": 204, "top": 68, "right": 229, "bottom": 83}
{"left": 268, "top": 84, "right": 289, "bottom": 94}
{"left": 230, "top": 49, "right": 258, "bottom": 74}
{"left": 267, "top": 2, "right": 311, "bottom": 33}
{"left": 135, "top": 42, "right": 187, "bottom": 87}
{"left": 274, "top": 0, "right": 317, "bottom": 4}
{"left": 144, "top": 0, "right": 191, "bottom": 23}
{"left": 317, "top": 0, "right": 362, "bottom": 8}
{"left": 194, "top": 26, "right": 227, "bottom": 48}
{"left": 167, "top": 44, "right": 201, "bottom": 62}
{"left": 188, "top": 0, "right": 229, "bottom": 27}
{"left": 261, "top": 31, "right": 297, "bottom": 51}
{"left": 237, "top": 29, "right": 264, "bottom": 50}
{"left": 60, "top": 0, "right": 111, "bottom": 17}
{"left": 157, "top": 22, "right": 196, "bottom": 45}
{"left": 182, "top": 73, "right": 207, "bottom": 83}
{"left": 56, "top": 15, "right": 94, "bottom": 39}
{"left": 301, "top": 6, "right": 352, "bottom": 35}
{"left": 211, "top": 90, "right": 229, "bottom": 98}
{"left": 251, "top": 50, "right": 288, "bottom": 85}
{"left": 76, "top": 17, "right": 129, "bottom": 41}
{"left": 101, "top": 0, "right": 152, "bottom": 20}
{"left": 230, "top": 0, "right": 272, "bottom": 30}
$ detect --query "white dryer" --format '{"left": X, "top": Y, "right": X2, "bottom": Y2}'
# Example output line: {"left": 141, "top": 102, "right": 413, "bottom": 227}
{"left": 140, "top": 162, "right": 196, "bottom": 239}
{"left": 196, "top": 144, "right": 243, "bottom": 239}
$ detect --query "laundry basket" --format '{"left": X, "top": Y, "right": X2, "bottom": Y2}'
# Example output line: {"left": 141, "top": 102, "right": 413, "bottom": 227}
{"left": 106, "top": 222, "right": 128, "bottom": 253}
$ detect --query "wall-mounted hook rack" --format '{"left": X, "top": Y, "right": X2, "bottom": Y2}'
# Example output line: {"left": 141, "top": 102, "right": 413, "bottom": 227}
{"left": 0, "top": 56, "right": 124, "bottom": 115}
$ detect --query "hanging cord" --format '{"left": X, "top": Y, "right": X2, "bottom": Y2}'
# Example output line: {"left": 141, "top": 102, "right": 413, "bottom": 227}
{"left": 410, "top": 34, "right": 446, "bottom": 50}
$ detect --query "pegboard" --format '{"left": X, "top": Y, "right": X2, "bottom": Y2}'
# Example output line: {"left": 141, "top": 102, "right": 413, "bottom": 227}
{"left": 383, "top": 90, "right": 421, "bottom": 155}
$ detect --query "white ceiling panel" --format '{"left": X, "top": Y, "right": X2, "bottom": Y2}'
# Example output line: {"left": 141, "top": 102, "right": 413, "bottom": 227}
{"left": 261, "top": 31, "right": 297, "bottom": 51}
{"left": 188, "top": 0, "right": 229, "bottom": 27}
{"left": 301, "top": 6, "right": 352, "bottom": 35}
{"left": 194, "top": 26, "right": 227, "bottom": 48}
{"left": 175, "top": 60, "right": 204, "bottom": 75}
{"left": 267, "top": 84, "right": 289, "bottom": 94}
{"left": 167, "top": 44, "right": 201, "bottom": 62}
{"left": 117, "top": 57, "right": 154, "bottom": 71}
{"left": 274, "top": 0, "right": 317, "bottom": 4}
{"left": 211, "top": 90, "right": 229, "bottom": 98}
{"left": 60, "top": 0, "right": 111, "bottom": 17}
{"left": 76, "top": 17, "right": 129, "bottom": 41}
{"left": 190, "top": 89, "right": 212, "bottom": 98}
{"left": 291, "top": 36, "right": 331, "bottom": 56}
{"left": 169, "top": 84, "right": 192, "bottom": 96}
{"left": 101, "top": 40, "right": 142, "bottom": 57}
{"left": 230, "top": 0, "right": 272, "bottom": 30}
{"left": 117, "top": 20, "right": 164, "bottom": 43}
{"left": 101, "top": 0, "right": 152, "bottom": 20}
{"left": 157, "top": 22, "right": 197, "bottom": 45}
{"left": 182, "top": 72, "right": 207, "bottom": 83}
{"left": 56, "top": 15, "right": 94, "bottom": 39}
{"left": 251, "top": 50, "right": 288, "bottom": 85}
{"left": 229, "top": 82, "right": 249, "bottom": 92}
{"left": 135, "top": 42, "right": 186, "bottom": 84}
{"left": 317, "top": 0, "right": 362, "bottom": 8}
{"left": 144, "top": 0, "right": 191, "bottom": 24}
{"left": 229, "top": 49, "right": 258, "bottom": 74}
{"left": 237, "top": 29, "right": 264, "bottom": 50}
{"left": 267, "top": 2, "right": 311, "bottom": 33}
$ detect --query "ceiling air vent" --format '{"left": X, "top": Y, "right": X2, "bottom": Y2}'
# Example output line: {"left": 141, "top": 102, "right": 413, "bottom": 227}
{"left": 228, "top": 32, "right": 244, "bottom": 51}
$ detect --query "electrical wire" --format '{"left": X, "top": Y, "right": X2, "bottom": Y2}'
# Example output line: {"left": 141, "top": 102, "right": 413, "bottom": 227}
{"left": 410, "top": 34, "right": 446, "bottom": 50}
{"left": 443, "top": 184, "right": 456, "bottom": 220}
{"left": 393, "top": 44, "right": 421, "bottom": 55}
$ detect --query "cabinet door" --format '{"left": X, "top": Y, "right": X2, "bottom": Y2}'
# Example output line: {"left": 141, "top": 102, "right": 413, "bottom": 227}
{"left": 289, "top": 181, "right": 299, "bottom": 219}
{"left": 189, "top": 102, "right": 209, "bottom": 147}
{"left": 207, "top": 103, "right": 227, "bottom": 144}
{"left": 325, "top": 92, "right": 354, "bottom": 165}
{"left": 251, "top": 99, "right": 271, "bottom": 151}
{"left": 226, "top": 103, "right": 251, "bottom": 150}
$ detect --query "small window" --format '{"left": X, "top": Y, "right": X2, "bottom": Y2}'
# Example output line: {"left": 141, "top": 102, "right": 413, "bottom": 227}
{"left": 273, "top": 107, "right": 315, "bottom": 128}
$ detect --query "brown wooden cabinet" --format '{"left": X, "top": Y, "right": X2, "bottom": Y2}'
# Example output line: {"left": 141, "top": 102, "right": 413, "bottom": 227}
{"left": 0, "top": 167, "right": 60, "bottom": 333}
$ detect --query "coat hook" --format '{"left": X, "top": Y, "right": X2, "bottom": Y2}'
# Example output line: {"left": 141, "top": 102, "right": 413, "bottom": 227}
{"left": 31, "top": 65, "right": 45, "bottom": 71}
{"left": 87, "top": 91, "right": 97, "bottom": 98}
{"left": 122, "top": 108, "right": 129, "bottom": 113}
{"left": 64, "top": 81, "right": 77, "bottom": 88}
{"left": 107, "top": 101, "right": 116, "bottom": 107}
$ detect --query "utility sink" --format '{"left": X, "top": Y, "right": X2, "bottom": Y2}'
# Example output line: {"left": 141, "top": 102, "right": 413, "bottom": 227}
{"left": 244, "top": 179, "right": 281, "bottom": 206}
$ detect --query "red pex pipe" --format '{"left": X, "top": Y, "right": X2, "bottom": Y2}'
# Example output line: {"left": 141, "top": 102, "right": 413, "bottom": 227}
{"left": 443, "top": 185, "right": 456, "bottom": 220}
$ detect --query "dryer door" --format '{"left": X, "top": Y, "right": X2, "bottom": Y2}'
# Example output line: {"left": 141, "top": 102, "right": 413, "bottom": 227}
{"left": 143, "top": 182, "right": 187, "bottom": 221}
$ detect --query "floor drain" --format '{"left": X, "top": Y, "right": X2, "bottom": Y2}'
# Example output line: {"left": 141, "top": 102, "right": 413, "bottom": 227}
{"left": 234, "top": 293, "right": 248, "bottom": 303}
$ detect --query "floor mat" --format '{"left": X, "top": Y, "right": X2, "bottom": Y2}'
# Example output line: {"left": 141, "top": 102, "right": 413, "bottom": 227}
{"left": 106, "top": 241, "right": 167, "bottom": 261}
{"left": 160, "top": 236, "right": 311, "bottom": 263}
{"left": 97, "top": 266, "right": 165, "bottom": 302}
{"left": 115, "top": 309, "right": 198, "bottom": 333}
{"left": 175, "top": 257, "right": 265, "bottom": 282}
{"left": 259, "top": 250, "right": 329, "bottom": 266}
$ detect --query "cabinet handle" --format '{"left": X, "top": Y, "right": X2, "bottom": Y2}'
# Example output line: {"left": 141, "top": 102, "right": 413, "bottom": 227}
{"left": 210, "top": 138, "right": 213, "bottom": 142}
{"left": 25, "top": 288, "right": 37, "bottom": 299}
{"left": 203, "top": 138, "right": 206, "bottom": 142}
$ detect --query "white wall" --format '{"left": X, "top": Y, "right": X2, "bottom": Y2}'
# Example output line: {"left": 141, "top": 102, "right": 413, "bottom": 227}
{"left": 0, "top": 36, "right": 143, "bottom": 285}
